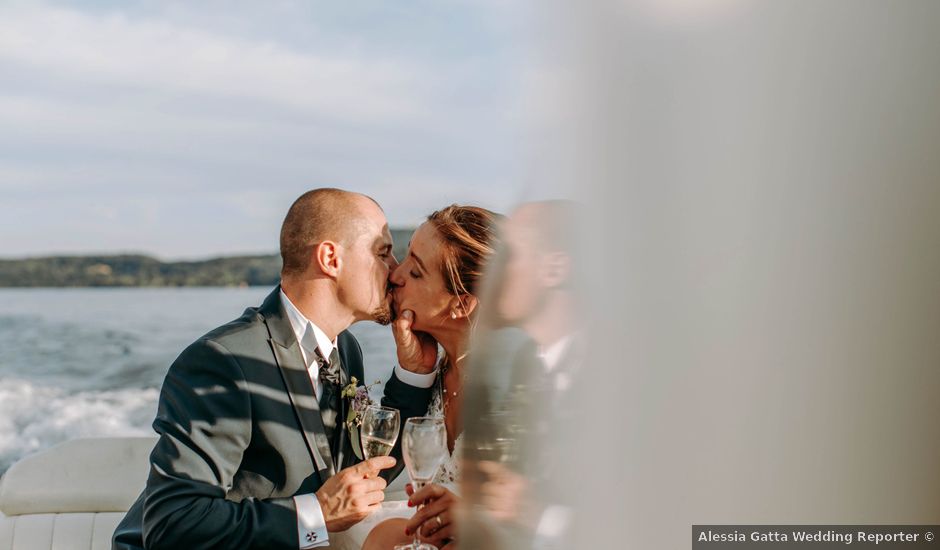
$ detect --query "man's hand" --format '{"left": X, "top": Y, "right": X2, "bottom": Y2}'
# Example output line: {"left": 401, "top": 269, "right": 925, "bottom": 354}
{"left": 392, "top": 310, "right": 438, "bottom": 374}
{"left": 315, "top": 456, "right": 395, "bottom": 532}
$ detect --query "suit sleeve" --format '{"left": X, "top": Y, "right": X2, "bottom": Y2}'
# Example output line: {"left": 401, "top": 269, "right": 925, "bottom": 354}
{"left": 141, "top": 338, "right": 299, "bottom": 550}
{"left": 380, "top": 369, "right": 434, "bottom": 482}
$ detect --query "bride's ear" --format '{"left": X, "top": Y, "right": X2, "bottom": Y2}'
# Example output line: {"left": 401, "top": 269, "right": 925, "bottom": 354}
{"left": 449, "top": 294, "right": 479, "bottom": 320}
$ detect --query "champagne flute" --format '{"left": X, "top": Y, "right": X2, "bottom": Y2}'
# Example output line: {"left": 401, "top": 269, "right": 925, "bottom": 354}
{"left": 398, "top": 416, "right": 447, "bottom": 550}
{"left": 360, "top": 405, "right": 400, "bottom": 459}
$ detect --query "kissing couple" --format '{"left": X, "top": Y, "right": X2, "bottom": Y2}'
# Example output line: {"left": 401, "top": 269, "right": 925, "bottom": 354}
{"left": 113, "top": 188, "right": 502, "bottom": 550}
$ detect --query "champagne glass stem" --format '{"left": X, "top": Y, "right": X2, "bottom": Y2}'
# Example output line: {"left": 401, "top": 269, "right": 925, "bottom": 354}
{"left": 411, "top": 479, "right": 427, "bottom": 549}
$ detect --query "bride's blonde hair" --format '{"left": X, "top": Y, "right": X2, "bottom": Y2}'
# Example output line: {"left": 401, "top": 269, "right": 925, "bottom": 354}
{"left": 426, "top": 205, "right": 501, "bottom": 316}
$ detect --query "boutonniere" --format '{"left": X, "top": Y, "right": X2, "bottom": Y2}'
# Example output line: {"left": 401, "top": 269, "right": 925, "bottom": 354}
{"left": 341, "top": 376, "right": 382, "bottom": 459}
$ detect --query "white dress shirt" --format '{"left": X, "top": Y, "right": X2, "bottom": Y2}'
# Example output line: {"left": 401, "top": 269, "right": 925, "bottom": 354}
{"left": 533, "top": 332, "right": 582, "bottom": 548}
{"left": 279, "top": 290, "right": 437, "bottom": 548}
{"left": 538, "top": 334, "right": 576, "bottom": 393}
{"left": 281, "top": 290, "right": 335, "bottom": 548}
{"left": 282, "top": 290, "right": 337, "bottom": 398}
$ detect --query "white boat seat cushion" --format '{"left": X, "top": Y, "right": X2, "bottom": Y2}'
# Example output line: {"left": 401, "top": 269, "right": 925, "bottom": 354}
{"left": 0, "top": 437, "right": 156, "bottom": 516}
{"left": 0, "top": 437, "right": 156, "bottom": 550}
{"left": 0, "top": 435, "right": 406, "bottom": 550}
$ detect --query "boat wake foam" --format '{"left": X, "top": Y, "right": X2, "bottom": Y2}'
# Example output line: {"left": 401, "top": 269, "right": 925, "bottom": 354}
{"left": 0, "top": 378, "right": 158, "bottom": 475}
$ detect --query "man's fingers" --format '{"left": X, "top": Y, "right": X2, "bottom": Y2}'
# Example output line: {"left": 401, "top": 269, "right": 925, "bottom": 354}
{"left": 360, "top": 475, "right": 388, "bottom": 494}
{"left": 392, "top": 310, "right": 414, "bottom": 340}
{"left": 359, "top": 487, "right": 386, "bottom": 507}
{"left": 350, "top": 455, "right": 396, "bottom": 476}
{"left": 417, "top": 331, "right": 438, "bottom": 352}
{"left": 351, "top": 479, "right": 387, "bottom": 509}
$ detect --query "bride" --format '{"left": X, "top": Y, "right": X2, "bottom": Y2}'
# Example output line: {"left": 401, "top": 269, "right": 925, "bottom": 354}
{"left": 361, "top": 204, "right": 501, "bottom": 550}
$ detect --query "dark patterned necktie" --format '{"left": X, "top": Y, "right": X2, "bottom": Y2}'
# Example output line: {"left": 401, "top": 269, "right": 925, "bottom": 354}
{"left": 316, "top": 348, "right": 342, "bottom": 442}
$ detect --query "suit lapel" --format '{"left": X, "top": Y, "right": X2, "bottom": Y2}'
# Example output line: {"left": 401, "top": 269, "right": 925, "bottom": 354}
{"left": 333, "top": 367, "right": 349, "bottom": 471}
{"left": 259, "top": 287, "right": 336, "bottom": 482}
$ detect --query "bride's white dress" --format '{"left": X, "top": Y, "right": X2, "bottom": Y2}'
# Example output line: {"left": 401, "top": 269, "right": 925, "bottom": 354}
{"left": 332, "top": 374, "right": 460, "bottom": 549}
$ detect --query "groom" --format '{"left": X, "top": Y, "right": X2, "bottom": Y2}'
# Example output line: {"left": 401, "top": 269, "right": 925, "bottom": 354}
{"left": 113, "top": 188, "right": 438, "bottom": 549}
{"left": 459, "top": 200, "right": 585, "bottom": 550}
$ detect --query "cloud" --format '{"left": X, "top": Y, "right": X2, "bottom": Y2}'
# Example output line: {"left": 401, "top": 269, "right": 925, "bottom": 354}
{"left": 0, "top": 2, "right": 524, "bottom": 257}
{"left": 0, "top": 4, "right": 428, "bottom": 122}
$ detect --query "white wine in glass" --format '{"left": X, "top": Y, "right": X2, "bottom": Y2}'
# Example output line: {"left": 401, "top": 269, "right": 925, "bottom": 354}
{"left": 360, "top": 405, "right": 400, "bottom": 459}
{"left": 399, "top": 416, "right": 447, "bottom": 550}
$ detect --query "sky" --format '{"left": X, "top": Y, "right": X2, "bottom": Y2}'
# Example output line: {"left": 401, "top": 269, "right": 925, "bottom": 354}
{"left": 0, "top": 0, "right": 530, "bottom": 259}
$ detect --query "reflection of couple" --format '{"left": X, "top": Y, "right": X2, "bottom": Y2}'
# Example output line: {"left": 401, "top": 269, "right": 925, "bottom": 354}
{"left": 364, "top": 200, "right": 584, "bottom": 550}
{"left": 112, "top": 188, "right": 501, "bottom": 550}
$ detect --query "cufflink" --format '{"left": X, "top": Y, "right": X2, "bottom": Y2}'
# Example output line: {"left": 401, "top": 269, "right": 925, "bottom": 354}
{"left": 306, "top": 532, "right": 318, "bottom": 542}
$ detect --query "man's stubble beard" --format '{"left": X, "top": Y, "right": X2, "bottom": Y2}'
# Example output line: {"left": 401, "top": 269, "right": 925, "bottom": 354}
{"left": 372, "top": 304, "right": 392, "bottom": 326}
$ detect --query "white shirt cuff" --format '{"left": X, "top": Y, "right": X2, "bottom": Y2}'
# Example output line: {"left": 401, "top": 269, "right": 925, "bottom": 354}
{"left": 294, "top": 493, "right": 329, "bottom": 548}
{"left": 394, "top": 364, "right": 438, "bottom": 388}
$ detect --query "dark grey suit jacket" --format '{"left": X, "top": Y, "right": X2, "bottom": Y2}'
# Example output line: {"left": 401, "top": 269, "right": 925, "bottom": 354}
{"left": 113, "top": 287, "right": 431, "bottom": 549}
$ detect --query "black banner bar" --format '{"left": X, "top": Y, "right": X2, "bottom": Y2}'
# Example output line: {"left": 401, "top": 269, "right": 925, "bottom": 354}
{"left": 694, "top": 525, "right": 939, "bottom": 549}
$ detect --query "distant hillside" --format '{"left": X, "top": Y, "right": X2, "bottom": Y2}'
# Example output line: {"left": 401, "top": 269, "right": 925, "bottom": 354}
{"left": 0, "top": 228, "right": 414, "bottom": 287}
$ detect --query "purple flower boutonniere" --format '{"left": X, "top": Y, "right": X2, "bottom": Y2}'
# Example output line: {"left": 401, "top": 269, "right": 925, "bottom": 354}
{"left": 341, "top": 376, "right": 382, "bottom": 459}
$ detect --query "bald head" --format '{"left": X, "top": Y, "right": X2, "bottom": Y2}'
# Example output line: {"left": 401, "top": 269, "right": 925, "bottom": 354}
{"left": 280, "top": 188, "right": 382, "bottom": 276}
{"left": 511, "top": 200, "right": 581, "bottom": 256}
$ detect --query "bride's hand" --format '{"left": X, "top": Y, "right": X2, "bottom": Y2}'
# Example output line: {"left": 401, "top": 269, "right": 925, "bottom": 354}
{"left": 404, "top": 483, "right": 458, "bottom": 548}
{"left": 392, "top": 310, "right": 438, "bottom": 374}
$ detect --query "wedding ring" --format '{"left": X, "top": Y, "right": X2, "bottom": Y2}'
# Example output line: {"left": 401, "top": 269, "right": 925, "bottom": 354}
{"left": 435, "top": 514, "right": 443, "bottom": 527}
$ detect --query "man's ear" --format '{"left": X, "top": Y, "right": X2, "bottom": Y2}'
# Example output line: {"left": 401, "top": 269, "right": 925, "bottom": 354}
{"left": 449, "top": 294, "right": 479, "bottom": 320}
{"left": 314, "top": 241, "right": 342, "bottom": 277}
{"left": 539, "top": 252, "right": 570, "bottom": 288}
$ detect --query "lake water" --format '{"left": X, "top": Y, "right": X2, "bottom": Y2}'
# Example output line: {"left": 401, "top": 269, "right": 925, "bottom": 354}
{"left": 0, "top": 287, "right": 399, "bottom": 474}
